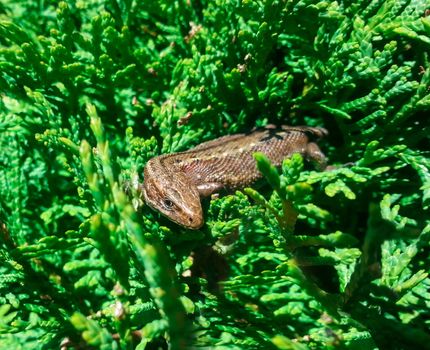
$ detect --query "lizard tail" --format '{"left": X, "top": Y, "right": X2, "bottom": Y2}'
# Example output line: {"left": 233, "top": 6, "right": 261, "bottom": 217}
{"left": 303, "top": 126, "right": 328, "bottom": 139}
{"left": 279, "top": 125, "right": 328, "bottom": 139}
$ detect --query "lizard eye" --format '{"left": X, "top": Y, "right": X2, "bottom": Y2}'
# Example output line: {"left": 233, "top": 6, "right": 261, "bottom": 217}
{"left": 162, "top": 198, "right": 174, "bottom": 210}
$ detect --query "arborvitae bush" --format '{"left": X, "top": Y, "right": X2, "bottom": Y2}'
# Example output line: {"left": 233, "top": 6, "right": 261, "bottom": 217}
{"left": 1, "top": 0, "right": 429, "bottom": 349}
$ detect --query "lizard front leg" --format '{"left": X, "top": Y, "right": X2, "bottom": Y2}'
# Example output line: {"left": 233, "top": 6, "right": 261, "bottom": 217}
{"left": 196, "top": 183, "right": 225, "bottom": 197}
{"left": 305, "top": 142, "right": 327, "bottom": 170}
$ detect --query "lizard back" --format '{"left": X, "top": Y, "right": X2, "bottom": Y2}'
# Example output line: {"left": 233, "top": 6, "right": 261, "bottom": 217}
{"left": 169, "top": 126, "right": 327, "bottom": 191}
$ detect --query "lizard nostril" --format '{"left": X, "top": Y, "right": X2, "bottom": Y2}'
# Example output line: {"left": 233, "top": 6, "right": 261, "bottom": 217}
{"left": 189, "top": 217, "right": 193, "bottom": 223}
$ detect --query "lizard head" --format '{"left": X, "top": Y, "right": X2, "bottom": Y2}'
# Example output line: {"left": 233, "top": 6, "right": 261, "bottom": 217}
{"left": 142, "top": 160, "right": 204, "bottom": 229}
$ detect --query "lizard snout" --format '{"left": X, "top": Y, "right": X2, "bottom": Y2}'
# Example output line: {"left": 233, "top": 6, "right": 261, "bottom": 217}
{"left": 184, "top": 214, "right": 204, "bottom": 230}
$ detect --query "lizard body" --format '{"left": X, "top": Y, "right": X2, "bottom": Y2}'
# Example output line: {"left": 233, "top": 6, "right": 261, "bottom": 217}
{"left": 142, "top": 125, "right": 327, "bottom": 229}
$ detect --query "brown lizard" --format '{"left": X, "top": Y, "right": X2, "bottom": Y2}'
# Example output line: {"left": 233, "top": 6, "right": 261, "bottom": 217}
{"left": 142, "top": 125, "right": 327, "bottom": 229}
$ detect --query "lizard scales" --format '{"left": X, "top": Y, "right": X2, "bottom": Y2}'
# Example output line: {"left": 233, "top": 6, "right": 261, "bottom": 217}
{"left": 142, "top": 125, "right": 327, "bottom": 229}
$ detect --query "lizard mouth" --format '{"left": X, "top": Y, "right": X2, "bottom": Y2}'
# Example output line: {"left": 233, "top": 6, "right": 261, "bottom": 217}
{"left": 159, "top": 210, "right": 204, "bottom": 230}
{"left": 167, "top": 204, "right": 204, "bottom": 229}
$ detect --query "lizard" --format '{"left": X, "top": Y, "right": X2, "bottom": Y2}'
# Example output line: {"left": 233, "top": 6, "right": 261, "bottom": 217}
{"left": 141, "top": 125, "right": 328, "bottom": 229}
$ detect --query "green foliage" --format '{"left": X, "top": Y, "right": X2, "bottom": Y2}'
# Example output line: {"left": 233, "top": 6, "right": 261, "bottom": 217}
{"left": 1, "top": 0, "right": 429, "bottom": 349}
